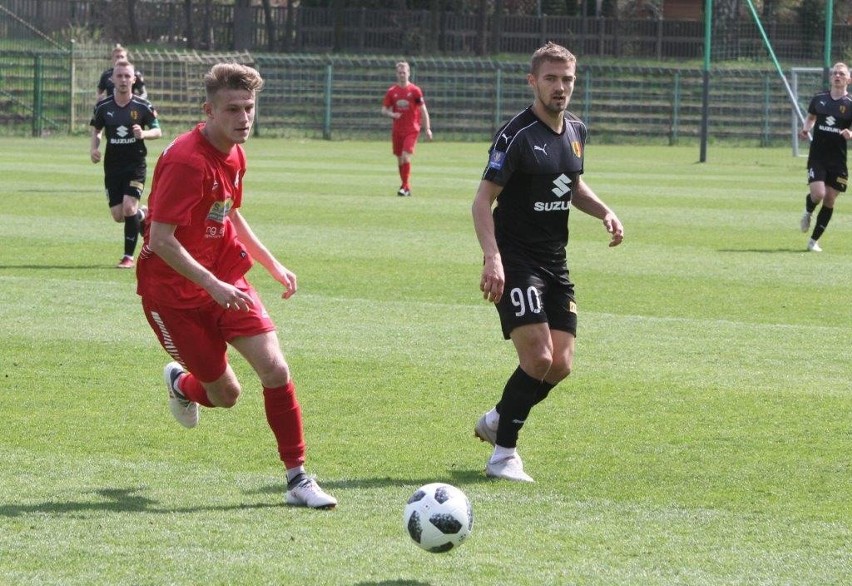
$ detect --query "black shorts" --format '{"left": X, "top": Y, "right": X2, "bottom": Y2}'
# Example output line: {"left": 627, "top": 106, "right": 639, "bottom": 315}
{"left": 104, "top": 165, "right": 147, "bottom": 207}
{"left": 495, "top": 264, "right": 577, "bottom": 340}
{"left": 807, "top": 161, "right": 848, "bottom": 192}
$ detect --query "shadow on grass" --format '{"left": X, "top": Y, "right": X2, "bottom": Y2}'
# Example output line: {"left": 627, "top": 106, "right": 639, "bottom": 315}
{"left": 246, "top": 469, "right": 493, "bottom": 496}
{"left": 353, "top": 580, "right": 432, "bottom": 586}
{"left": 0, "top": 487, "right": 280, "bottom": 517}
{"left": 717, "top": 248, "right": 807, "bottom": 253}
{"left": 0, "top": 265, "right": 115, "bottom": 270}
{"left": 1, "top": 471, "right": 494, "bottom": 518}
{"left": 18, "top": 189, "right": 94, "bottom": 194}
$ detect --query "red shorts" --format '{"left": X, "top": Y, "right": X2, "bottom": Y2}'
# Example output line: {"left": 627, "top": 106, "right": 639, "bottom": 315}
{"left": 141, "top": 285, "right": 276, "bottom": 382}
{"left": 392, "top": 132, "right": 419, "bottom": 157}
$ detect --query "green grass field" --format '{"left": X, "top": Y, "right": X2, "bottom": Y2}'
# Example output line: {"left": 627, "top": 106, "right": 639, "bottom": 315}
{"left": 0, "top": 136, "right": 850, "bottom": 585}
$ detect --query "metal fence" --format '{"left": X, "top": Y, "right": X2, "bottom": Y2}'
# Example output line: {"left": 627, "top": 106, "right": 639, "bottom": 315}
{"left": 0, "top": 43, "right": 827, "bottom": 150}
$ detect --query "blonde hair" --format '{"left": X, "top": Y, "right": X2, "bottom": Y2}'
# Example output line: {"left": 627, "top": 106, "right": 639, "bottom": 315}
{"left": 203, "top": 63, "right": 264, "bottom": 101}
{"left": 111, "top": 44, "right": 128, "bottom": 59}
{"left": 111, "top": 59, "right": 135, "bottom": 76}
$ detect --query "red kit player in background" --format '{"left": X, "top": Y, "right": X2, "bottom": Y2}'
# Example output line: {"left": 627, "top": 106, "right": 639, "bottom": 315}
{"left": 136, "top": 63, "right": 337, "bottom": 509}
{"left": 381, "top": 61, "right": 432, "bottom": 196}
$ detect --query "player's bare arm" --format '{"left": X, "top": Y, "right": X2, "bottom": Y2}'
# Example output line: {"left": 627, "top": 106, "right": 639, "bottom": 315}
{"left": 381, "top": 105, "right": 401, "bottom": 120}
{"left": 472, "top": 179, "right": 505, "bottom": 303}
{"left": 90, "top": 128, "right": 102, "bottom": 163}
{"left": 421, "top": 104, "right": 433, "bottom": 140}
{"left": 230, "top": 209, "right": 298, "bottom": 299}
{"left": 571, "top": 177, "right": 624, "bottom": 247}
{"left": 148, "top": 220, "right": 255, "bottom": 310}
{"left": 132, "top": 124, "right": 162, "bottom": 141}
{"left": 800, "top": 113, "right": 817, "bottom": 140}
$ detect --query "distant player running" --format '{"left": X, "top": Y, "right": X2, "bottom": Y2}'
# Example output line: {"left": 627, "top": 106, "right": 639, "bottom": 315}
{"left": 90, "top": 59, "right": 161, "bottom": 269}
{"left": 798, "top": 62, "right": 852, "bottom": 252}
{"left": 96, "top": 44, "right": 148, "bottom": 101}
{"left": 381, "top": 61, "right": 432, "bottom": 196}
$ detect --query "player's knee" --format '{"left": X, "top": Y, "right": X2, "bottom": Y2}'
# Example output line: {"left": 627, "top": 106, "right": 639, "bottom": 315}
{"left": 205, "top": 380, "right": 241, "bottom": 408}
{"left": 255, "top": 360, "right": 291, "bottom": 389}
{"left": 521, "top": 352, "right": 553, "bottom": 380}
{"left": 216, "top": 385, "right": 241, "bottom": 408}
{"left": 549, "top": 363, "right": 571, "bottom": 383}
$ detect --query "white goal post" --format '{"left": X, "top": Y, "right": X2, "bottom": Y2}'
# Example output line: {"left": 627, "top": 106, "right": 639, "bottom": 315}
{"left": 791, "top": 67, "right": 825, "bottom": 157}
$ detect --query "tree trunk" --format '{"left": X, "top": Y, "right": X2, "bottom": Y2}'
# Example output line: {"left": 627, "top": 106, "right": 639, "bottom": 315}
{"left": 713, "top": 0, "right": 741, "bottom": 61}
{"left": 184, "top": 0, "right": 195, "bottom": 49}
{"left": 262, "top": 0, "right": 276, "bottom": 51}
{"left": 128, "top": 0, "right": 139, "bottom": 43}
{"left": 477, "top": 0, "right": 488, "bottom": 56}
{"left": 204, "top": 0, "right": 213, "bottom": 50}
{"left": 429, "top": 0, "right": 440, "bottom": 53}
{"left": 284, "top": 0, "right": 296, "bottom": 51}
{"left": 492, "top": 0, "right": 503, "bottom": 55}
{"left": 332, "top": 0, "right": 345, "bottom": 52}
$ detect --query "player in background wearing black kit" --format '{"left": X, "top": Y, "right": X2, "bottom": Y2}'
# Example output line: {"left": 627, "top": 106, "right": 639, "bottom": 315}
{"left": 798, "top": 62, "right": 852, "bottom": 252}
{"left": 471, "top": 42, "right": 624, "bottom": 482}
{"left": 97, "top": 44, "right": 147, "bottom": 101}
{"left": 90, "top": 60, "right": 162, "bottom": 268}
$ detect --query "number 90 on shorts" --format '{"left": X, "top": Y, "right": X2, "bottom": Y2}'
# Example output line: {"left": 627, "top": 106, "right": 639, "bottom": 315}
{"left": 495, "top": 269, "right": 577, "bottom": 340}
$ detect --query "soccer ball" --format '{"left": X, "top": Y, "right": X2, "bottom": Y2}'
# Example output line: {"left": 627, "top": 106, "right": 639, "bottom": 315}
{"left": 403, "top": 482, "right": 473, "bottom": 553}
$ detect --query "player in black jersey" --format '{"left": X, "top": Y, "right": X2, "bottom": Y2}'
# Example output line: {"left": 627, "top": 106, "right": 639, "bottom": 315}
{"left": 798, "top": 62, "right": 852, "bottom": 252}
{"left": 97, "top": 44, "right": 147, "bottom": 102}
{"left": 90, "top": 60, "right": 162, "bottom": 268}
{"left": 471, "top": 42, "right": 624, "bottom": 482}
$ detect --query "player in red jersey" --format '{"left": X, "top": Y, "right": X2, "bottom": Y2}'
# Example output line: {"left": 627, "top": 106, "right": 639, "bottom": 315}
{"left": 381, "top": 61, "right": 432, "bottom": 196}
{"left": 136, "top": 63, "right": 337, "bottom": 509}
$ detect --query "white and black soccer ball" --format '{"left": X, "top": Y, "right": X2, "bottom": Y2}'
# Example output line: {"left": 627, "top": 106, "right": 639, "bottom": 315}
{"left": 403, "top": 482, "right": 473, "bottom": 553}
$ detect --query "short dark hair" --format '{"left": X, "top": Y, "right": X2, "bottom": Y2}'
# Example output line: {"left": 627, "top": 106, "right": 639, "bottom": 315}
{"left": 530, "top": 42, "right": 576, "bottom": 76}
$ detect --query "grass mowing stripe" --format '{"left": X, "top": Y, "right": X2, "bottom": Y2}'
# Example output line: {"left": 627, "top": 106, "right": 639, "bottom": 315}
{"left": 0, "top": 136, "right": 849, "bottom": 585}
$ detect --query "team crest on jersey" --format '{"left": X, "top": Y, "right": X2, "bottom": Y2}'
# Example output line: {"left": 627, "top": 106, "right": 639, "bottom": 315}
{"left": 131, "top": 110, "right": 139, "bottom": 121}
{"left": 488, "top": 150, "right": 506, "bottom": 170}
{"left": 571, "top": 141, "right": 582, "bottom": 158}
{"left": 841, "top": 105, "right": 847, "bottom": 114}
{"left": 207, "top": 199, "right": 232, "bottom": 223}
